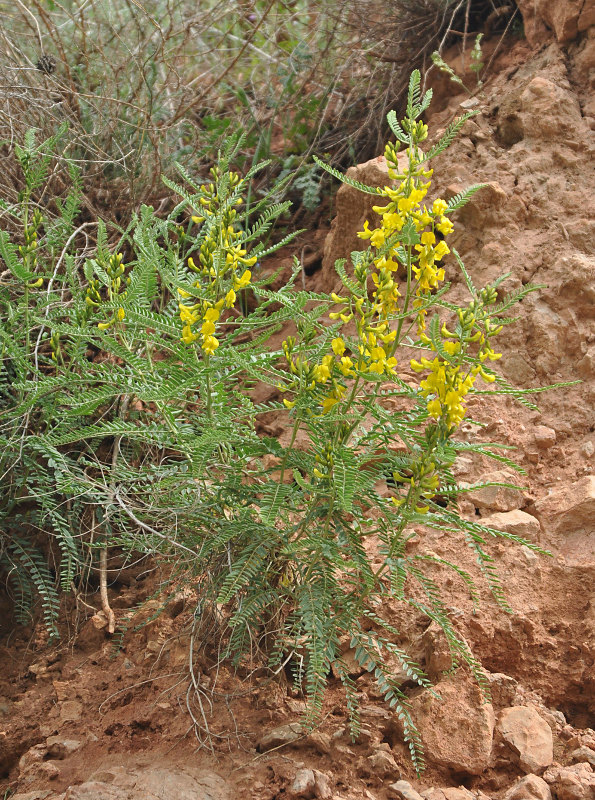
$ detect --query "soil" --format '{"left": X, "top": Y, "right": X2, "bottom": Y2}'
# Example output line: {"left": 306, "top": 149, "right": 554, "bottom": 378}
{"left": 1, "top": 11, "right": 594, "bottom": 800}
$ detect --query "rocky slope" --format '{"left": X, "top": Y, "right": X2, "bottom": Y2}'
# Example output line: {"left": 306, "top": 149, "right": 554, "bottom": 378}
{"left": 1, "top": 3, "right": 594, "bottom": 799}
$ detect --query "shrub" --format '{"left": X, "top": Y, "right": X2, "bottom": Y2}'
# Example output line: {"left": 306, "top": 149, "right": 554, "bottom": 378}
{"left": 0, "top": 70, "right": 562, "bottom": 769}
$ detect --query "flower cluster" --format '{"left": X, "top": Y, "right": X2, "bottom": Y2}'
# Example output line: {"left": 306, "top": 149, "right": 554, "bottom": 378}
{"left": 358, "top": 138, "right": 454, "bottom": 334}
{"left": 411, "top": 288, "right": 503, "bottom": 430}
{"left": 178, "top": 167, "right": 256, "bottom": 356}
{"left": 281, "top": 121, "right": 456, "bottom": 416}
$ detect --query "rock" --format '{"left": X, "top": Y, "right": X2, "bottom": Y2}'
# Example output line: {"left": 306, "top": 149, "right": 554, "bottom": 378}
{"left": 534, "top": 476, "right": 595, "bottom": 567}
{"left": 422, "top": 623, "right": 453, "bottom": 680}
{"left": 11, "top": 793, "right": 53, "bottom": 800}
{"left": 504, "top": 774, "right": 552, "bottom": 800}
{"left": 367, "top": 744, "right": 400, "bottom": 778}
{"left": 497, "top": 706, "right": 554, "bottom": 774}
{"left": 45, "top": 737, "right": 83, "bottom": 759}
{"left": 456, "top": 181, "right": 508, "bottom": 228}
{"left": 63, "top": 767, "right": 230, "bottom": 800}
{"left": 580, "top": 442, "right": 595, "bottom": 458}
{"left": 388, "top": 780, "right": 425, "bottom": 800}
{"left": 485, "top": 673, "right": 519, "bottom": 708}
{"left": 543, "top": 762, "right": 595, "bottom": 800}
{"left": 287, "top": 768, "right": 316, "bottom": 798}
{"left": 533, "top": 427, "right": 557, "bottom": 448}
{"left": 517, "top": 0, "right": 591, "bottom": 45}
{"left": 481, "top": 510, "right": 541, "bottom": 540}
{"left": 313, "top": 770, "right": 332, "bottom": 800}
{"left": 307, "top": 730, "right": 332, "bottom": 755}
{"left": 460, "top": 469, "right": 523, "bottom": 512}
{"left": 258, "top": 722, "right": 303, "bottom": 751}
{"left": 64, "top": 783, "right": 129, "bottom": 800}
{"left": 318, "top": 152, "right": 406, "bottom": 291}
{"left": 59, "top": 701, "right": 83, "bottom": 723}
{"left": 420, "top": 790, "right": 475, "bottom": 800}
{"left": 571, "top": 748, "right": 595, "bottom": 768}
{"left": 409, "top": 676, "right": 495, "bottom": 775}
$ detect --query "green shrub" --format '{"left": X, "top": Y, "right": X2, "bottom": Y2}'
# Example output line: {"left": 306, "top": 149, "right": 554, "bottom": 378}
{"left": 0, "top": 71, "right": 562, "bottom": 769}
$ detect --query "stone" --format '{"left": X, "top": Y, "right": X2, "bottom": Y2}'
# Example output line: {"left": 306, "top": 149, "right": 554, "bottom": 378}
{"left": 59, "top": 701, "right": 83, "bottom": 723}
{"left": 62, "top": 767, "right": 230, "bottom": 800}
{"left": 571, "top": 748, "right": 595, "bottom": 768}
{"left": 460, "top": 469, "right": 523, "bottom": 512}
{"left": 409, "top": 676, "right": 495, "bottom": 775}
{"left": 516, "top": 0, "right": 591, "bottom": 45}
{"left": 10, "top": 793, "right": 52, "bottom": 800}
{"left": 534, "top": 476, "right": 595, "bottom": 567}
{"left": 543, "top": 762, "right": 595, "bottom": 800}
{"left": 257, "top": 722, "right": 303, "bottom": 751}
{"left": 45, "top": 737, "right": 83, "bottom": 759}
{"left": 422, "top": 791, "right": 471, "bottom": 800}
{"left": 480, "top": 511, "right": 541, "bottom": 540}
{"left": 533, "top": 427, "right": 557, "bottom": 448}
{"left": 64, "top": 783, "right": 129, "bottom": 800}
{"left": 287, "top": 768, "right": 316, "bottom": 798}
{"left": 485, "top": 673, "right": 519, "bottom": 708}
{"left": 367, "top": 744, "right": 400, "bottom": 778}
{"left": 313, "top": 770, "right": 332, "bottom": 800}
{"left": 318, "top": 152, "right": 406, "bottom": 292}
{"left": 504, "top": 774, "right": 552, "bottom": 800}
{"left": 497, "top": 706, "right": 554, "bottom": 774}
{"left": 423, "top": 623, "right": 453, "bottom": 680}
{"left": 441, "top": 790, "right": 475, "bottom": 800}
{"left": 388, "top": 780, "right": 425, "bottom": 800}
{"left": 580, "top": 442, "right": 595, "bottom": 458}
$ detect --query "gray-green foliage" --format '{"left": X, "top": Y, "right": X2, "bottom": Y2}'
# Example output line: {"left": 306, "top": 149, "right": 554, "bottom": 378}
{"left": 0, "top": 109, "right": 560, "bottom": 770}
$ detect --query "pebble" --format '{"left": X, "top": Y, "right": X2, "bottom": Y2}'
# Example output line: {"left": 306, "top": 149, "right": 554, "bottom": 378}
{"left": 388, "top": 780, "right": 425, "bottom": 800}
{"left": 287, "top": 768, "right": 316, "bottom": 798}
{"left": 571, "top": 747, "right": 595, "bottom": 768}
{"left": 534, "top": 426, "right": 557, "bottom": 448}
{"left": 257, "top": 722, "right": 303, "bottom": 751}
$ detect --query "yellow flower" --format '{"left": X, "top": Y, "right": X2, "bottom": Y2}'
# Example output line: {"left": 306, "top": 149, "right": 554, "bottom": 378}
{"left": 179, "top": 304, "right": 199, "bottom": 325}
{"left": 321, "top": 395, "right": 340, "bottom": 414}
{"left": 117, "top": 307, "right": 125, "bottom": 321}
{"left": 182, "top": 325, "right": 198, "bottom": 344}
{"left": 332, "top": 337, "right": 346, "bottom": 356}
{"left": 432, "top": 198, "right": 448, "bottom": 216}
{"left": 234, "top": 269, "right": 252, "bottom": 290}
{"left": 436, "top": 216, "right": 454, "bottom": 236}
{"left": 434, "top": 240, "right": 450, "bottom": 260}
{"left": 283, "top": 398, "right": 296, "bottom": 409}
{"left": 204, "top": 307, "right": 220, "bottom": 323}
{"left": 339, "top": 356, "right": 355, "bottom": 376}
{"left": 201, "top": 319, "right": 216, "bottom": 337}
{"left": 357, "top": 220, "right": 373, "bottom": 240}
{"left": 202, "top": 335, "right": 219, "bottom": 355}
{"left": 225, "top": 288, "right": 236, "bottom": 307}
{"left": 313, "top": 363, "right": 331, "bottom": 383}
{"left": 370, "top": 228, "right": 386, "bottom": 248}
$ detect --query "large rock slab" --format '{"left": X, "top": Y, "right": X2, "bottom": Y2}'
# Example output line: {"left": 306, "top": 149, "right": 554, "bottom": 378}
{"left": 543, "top": 762, "right": 595, "bottom": 800}
{"left": 504, "top": 774, "right": 553, "bottom": 800}
{"left": 517, "top": 0, "right": 594, "bottom": 46}
{"left": 409, "top": 676, "right": 495, "bottom": 776}
{"left": 318, "top": 152, "right": 406, "bottom": 292}
{"left": 58, "top": 766, "right": 230, "bottom": 800}
{"left": 534, "top": 476, "right": 595, "bottom": 567}
{"left": 497, "top": 706, "right": 554, "bottom": 774}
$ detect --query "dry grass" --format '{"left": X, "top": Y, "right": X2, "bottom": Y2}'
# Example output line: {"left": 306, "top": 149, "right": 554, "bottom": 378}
{"left": 0, "top": 0, "right": 519, "bottom": 227}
